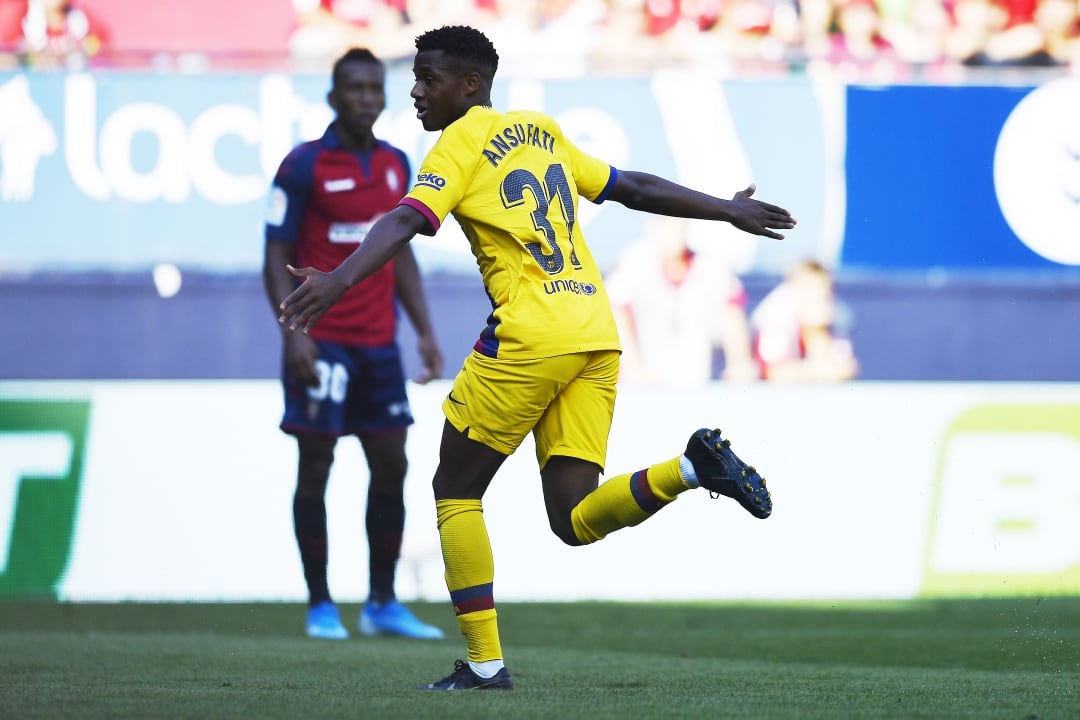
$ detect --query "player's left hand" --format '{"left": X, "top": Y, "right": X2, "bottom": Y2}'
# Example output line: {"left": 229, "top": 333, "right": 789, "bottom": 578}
{"left": 728, "top": 184, "right": 797, "bottom": 240}
{"left": 414, "top": 332, "right": 443, "bottom": 385}
{"left": 278, "top": 265, "right": 349, "bottom": 334}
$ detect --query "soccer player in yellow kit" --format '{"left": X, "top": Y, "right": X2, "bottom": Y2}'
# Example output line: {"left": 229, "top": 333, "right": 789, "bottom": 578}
{"left": 278, "top": 25, "right": 797, "bottom": 690}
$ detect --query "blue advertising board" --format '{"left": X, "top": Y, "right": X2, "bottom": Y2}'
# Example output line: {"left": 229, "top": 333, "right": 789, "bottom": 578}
{"left": 843, "top": 80, "right": 1080, "bottom": 271}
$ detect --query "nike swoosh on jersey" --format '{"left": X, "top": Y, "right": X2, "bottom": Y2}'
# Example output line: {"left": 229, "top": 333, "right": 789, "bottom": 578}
{"left": 447, "top": 392, "right": 466, "bottom": 405}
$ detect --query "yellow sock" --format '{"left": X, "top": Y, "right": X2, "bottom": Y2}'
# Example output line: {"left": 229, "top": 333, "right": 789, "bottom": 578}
{"left": 436, "top": 498, "right": 502, "bottom": 663}
{"left": 570, "top": 456, "right": 689, "bottom": 544}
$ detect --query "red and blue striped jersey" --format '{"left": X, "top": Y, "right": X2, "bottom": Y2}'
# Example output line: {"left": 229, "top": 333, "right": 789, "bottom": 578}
{"left": 265, "top": 123, "right": 410, "bottom": 346}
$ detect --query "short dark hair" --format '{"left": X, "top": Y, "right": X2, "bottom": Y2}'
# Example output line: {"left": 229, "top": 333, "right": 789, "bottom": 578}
{"left": 414, "top": 25, "right": 499, "bottom": 79}
{"left": 331, "top": 47, "right": 383, "bottom": 86}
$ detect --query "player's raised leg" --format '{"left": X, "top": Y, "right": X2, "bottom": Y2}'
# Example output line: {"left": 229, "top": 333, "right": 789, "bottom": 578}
{"left": 539, "top": 354, "right": 771, "bottom": 547}
{"left": 531, "top": 349, "right": 703, "bottom": 545}
{"left": 550, "top": 455, "right": 687, "bottom": 545}
{"left": 559, "top": 427, "right": 772, "bottom": 547}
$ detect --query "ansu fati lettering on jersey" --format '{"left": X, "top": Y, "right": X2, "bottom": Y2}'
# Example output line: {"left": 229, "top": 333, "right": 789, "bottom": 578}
{"left": 401, "top": 106, "right": 621, "bottom": 359}
{"left": 265, "top": 125, "right": 411, "bottom": 346}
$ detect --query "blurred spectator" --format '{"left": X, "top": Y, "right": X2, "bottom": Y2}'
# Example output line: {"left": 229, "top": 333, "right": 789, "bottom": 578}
{"left": 800, "top": 0, "right": 837, "bottom": 58}
{"left": 944, "top": 0, "right": 1061, "bottom": 66}
{"left": 811, "top": 0, "right": 911, "bottom": 80}
{"left": 642, "top": 0, "right": 706, "bottom": 64}
{"left": 592, "top": 0, "right": 658, "bottom": 73}
{"left": 643, "top": 0, "right": 684, "bottom": 36}
{"left": 1036, "top": 0, "right": 1080, "bottom": 64}
{"left": 289, "top": 0, "right": 415, "bottom": 72}
{"left": 408, "top": 0, "right": 502, "bottom": 30}
{"left": 0, "top": 0, "right": 110, "bottom": 69}
{"left": 826, "top": 0, "right": 894, "bottom": 60}
{"left": 4, "top": 0, "right": 1074, "bottom": 73}
{"left": 605, "top": 215, "right": 758, "bottom": 385}
{"left": 613, "top": 0, "right": 792, "bottom": 71}
{"left": 695, "top": 0, "right": 800, "bottom": 69}
{"left": 0, "top": 0, "right": 27, "bottom": 68}
{"left": 751, "top": 259, "right": 858, "bottom": 382}
{"left": 535, "top": 0, "right": 607, "bottom": 75}
{"left": 485, "top": 0, "right": 606, "bottom": 77}
{"left": 593, "top": 0, "right": 735, "bottom": 73}
{"left": 877, "top": 0, "right": 952, "bottom": 64}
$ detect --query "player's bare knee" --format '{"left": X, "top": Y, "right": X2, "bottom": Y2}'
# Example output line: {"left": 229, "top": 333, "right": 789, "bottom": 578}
{"left": 549, "top": 517, "right": 583, "bottom": 547}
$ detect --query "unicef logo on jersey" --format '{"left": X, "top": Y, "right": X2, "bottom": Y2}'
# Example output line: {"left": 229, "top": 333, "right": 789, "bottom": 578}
{"left": 543, "top": 279, "right": 598, "bottom": 296}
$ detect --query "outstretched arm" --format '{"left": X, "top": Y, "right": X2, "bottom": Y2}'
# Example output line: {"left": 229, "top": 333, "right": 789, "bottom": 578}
{"left": 607, "top": 172, "right": 796, "bottom": 240}
{"left": 278, "top": 204, "right": 431, "bottom": 334}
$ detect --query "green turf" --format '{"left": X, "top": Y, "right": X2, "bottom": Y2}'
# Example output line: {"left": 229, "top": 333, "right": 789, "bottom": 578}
{"left": 1, "top": 598, "right": 1077, "bottom": 719}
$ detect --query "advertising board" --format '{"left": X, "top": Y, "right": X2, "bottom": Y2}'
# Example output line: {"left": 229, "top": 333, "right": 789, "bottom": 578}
{"left": 3, "top": 381, "right": 1077, "bottom": 602}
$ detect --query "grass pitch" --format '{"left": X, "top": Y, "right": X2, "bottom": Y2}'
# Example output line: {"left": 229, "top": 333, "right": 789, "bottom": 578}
{"left": 2, "top": 598, "right": 1077, "bottom": 719}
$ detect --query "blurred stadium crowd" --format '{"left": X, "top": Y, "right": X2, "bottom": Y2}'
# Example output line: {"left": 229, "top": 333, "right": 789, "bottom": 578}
{"left": 0, "top": 0, "right": 1077, "bottom": 77}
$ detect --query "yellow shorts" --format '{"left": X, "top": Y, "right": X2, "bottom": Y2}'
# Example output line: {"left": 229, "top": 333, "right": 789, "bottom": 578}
{"left": 442, "top": 350, "right": 620, "bottom": 470}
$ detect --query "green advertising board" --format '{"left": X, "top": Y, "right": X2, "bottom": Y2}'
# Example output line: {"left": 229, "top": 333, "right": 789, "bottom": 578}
{"left": 0, "top": 399, "right": 90, "bottom": 598}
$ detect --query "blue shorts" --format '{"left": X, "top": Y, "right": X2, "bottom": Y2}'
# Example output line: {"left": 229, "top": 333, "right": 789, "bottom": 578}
{"left": 280, "top": 341, "right": 414, "bottom": 437}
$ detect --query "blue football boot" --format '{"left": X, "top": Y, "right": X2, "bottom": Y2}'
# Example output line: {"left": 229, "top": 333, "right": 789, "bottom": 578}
{"left": 306, "top": 601, "right": 349, "bottom": 640}
{"left": 360, "top": 600, "right": 446, "bottom": 640}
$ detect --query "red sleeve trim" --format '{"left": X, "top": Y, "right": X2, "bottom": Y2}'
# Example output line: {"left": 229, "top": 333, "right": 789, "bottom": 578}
{"left": 399, "top": 197, "right": 441, "bottom": 236}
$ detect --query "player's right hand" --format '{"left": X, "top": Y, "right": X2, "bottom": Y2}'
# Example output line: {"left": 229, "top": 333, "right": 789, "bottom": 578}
{"left": 278, "top": 265, "right": 349, "bottom": 335}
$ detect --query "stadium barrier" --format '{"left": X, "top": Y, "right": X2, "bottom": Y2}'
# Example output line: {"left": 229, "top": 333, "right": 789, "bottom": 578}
{"left": 2, "top": 380, "right": 1077, "bottom": 602}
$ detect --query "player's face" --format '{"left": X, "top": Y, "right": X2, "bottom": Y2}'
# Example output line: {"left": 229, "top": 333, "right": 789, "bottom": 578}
{"left": 329, "top": 61, "right": 386, "bottom": 139}
{"left": 410, "top": 50, "right": 472, "bottom": 132}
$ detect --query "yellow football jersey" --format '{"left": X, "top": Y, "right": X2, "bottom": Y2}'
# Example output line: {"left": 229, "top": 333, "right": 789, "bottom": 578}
{"left": 401, "top": 105, "right": 622, "bottom": 359}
